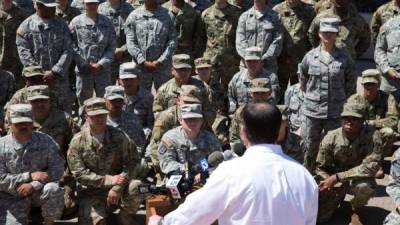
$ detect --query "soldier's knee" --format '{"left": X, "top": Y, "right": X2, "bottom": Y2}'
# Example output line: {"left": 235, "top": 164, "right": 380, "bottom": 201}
{"left": 353, "top": 181, "right": 375, "bottom": 198}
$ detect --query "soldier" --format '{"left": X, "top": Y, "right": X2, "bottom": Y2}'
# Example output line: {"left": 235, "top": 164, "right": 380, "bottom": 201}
{"left": 67, "top": 97, "right": 142, "bottom": 225}
{"left": 153, "top": 54, "right": 214, "bottom": 125}
{"left": 201, "top": 0, "right": 241, "bottom": 90}
{"left": 56, "top": 0, "right": 81, "bottom": 24}
{"left": 0, "top": 104, "right": 65, "bottom": 225}
{"left": 118, "top": 62, "right": 154, "bottom": 140}
{"left": 0, "top": 0, "right": 29, "bottom": 89}
{"left": 125, "top": 0, "right": 177, "bottom": 91}
{"left": 158, "top": 103, "right": 222, "bottom": 176}
{"left": 163, "top": 0, "right": 205, "bottom": 59}
{"left": 16, "top": 0, "right": 73, "bottom": 113}
{"left": 299, "top": 17, "right": 357, "bottom": 171}
{"left": 383, "top": 149, "right": 400, "bottom": 225}
{"left": 273, "top": 0, "right": 315, "bottom": 98}
{"left": 371, "top": 0, "right": 400, "bottom": 44}
{"left": 13, "top": 0, "right": 35, "bottom": 14}
{"left": 308, "top": 1, "right": 371, "bottom": 59}
{"left": 228, "top": 47, "right": 280, "bottom": 115}
{"left": 186, "top": 0, "right": 211, "bottom": 13}
{"left": 69, "top": 0, "right": 116, "bottom": 116}
{"left": 98, "top": 0, "right": 134, "bottom": 84}
{"left": 315, "top": 103, "right": 382, "bottom": 224}
{"left": 104, "top": 85, "right": 146, "bottom": 155}
{"left": 375, "top": 15, "right": 400, "bottom": 103}
{"left": 0, "top": 69, "right": 15, "bottom": 134}
{"left": 236, "top": 0, "right": 283, "bottom": 74}
{"left": 71, "top": 0, "right": 86, "bottom": 13}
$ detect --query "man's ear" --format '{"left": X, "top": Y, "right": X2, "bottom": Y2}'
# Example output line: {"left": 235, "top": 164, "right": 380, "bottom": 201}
{"left": 240, "top": 125, "right": 249, "bottom": 147}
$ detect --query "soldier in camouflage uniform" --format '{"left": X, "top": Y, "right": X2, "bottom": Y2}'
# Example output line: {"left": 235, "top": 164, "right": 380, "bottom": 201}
{"left": 0, "top": 104, "right": 65, "bottom": 225}
{"left": 236, "top": 0, "right": 283, "bottom": 74}
{"left": 158, "top": 103, "right": 222, "bottom": 176}
{"left": 71, "top": 0, "right": 86, "bottom": 13}
{"left": 67, "top": 97, "right": 142, "bottom": 225}
{"left": 56, "top": 0, "right": 81, "bottom": 23}
{"left": 163, "top": 0, "right": 205, "bottom": 60}
{"left": 185, "top": 0, "right": 211, "bottom": 13}
{"left": 273, "top": 0, "right": 315, "bottom": 97}
{"left": 0, "top": 0, "right": 29, "bottom": 89}
{"left": 383, "top": 149, "right": 400, "bottom": 225}
{"left": 371, "top": 0, "right": 400, "bottom": 44}
{"left": 125, "top": 0, "right": 177, "bottom": 91}
{"left": 315, "top": 103, "right": 383, "bottom": 224}
{"left": 299, "top": 17, "right": 357, "bottom": 171}
{"left": 0, "top": 69, "right": 15, "bottom": 134}
{"left": 228, "top": 47, "right": 280, "bottom": 115}
{"left": 201, "top": 0, "right": 241, "bottom": 90}
{"left": 16, "top": 0, "right": 73, "bottom": 114}
{"left": 69, "top": 0, "right": 116, "bottom": 116}
{"left": 98, "top": 0, "right": 134, "bottom": 84}
{"left": 118, "top": 62, "right": 154, "bottom": 140}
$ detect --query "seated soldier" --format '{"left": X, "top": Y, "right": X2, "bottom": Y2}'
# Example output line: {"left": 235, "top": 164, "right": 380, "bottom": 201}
{"left": 383, "top": 149, "right": 400, "bottom": 225}
{"left": 0, "top": 104, "right": 65, "bottom": 225}
{"left": 316, "top": 103, "right": 383, "bottom": 224}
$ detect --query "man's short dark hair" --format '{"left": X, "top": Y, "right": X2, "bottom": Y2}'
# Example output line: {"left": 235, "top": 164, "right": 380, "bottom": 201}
{"left": 241, "top": 102, "right": 282, "bottom": 144}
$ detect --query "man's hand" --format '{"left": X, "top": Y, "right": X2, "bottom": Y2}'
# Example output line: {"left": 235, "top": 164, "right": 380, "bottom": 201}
{"left": 43, "top": 70, "right": 56, "bottom": 86}
{"left": 31, "top": 171, "right": 49, "bottom": 183}
{"left": 152, "top": 60, "right": 161, "bottom": 70}
{"left": 107, "top": 189, "right": 121, "bottom": 206}
{"left": 17, "top": 183, "right": 34, "bottom": 197}
{"left": 89, "top": 63, "right": 103, "bottom": 75}
{"left": 111, "top": 174, "right": 127, "bottom": 185}
{"left": 148, "top": 215, "right": 163, "bottom": 225}
{"left": 143, "top": 61, "right": 157, "bottom": 72}
{"left": 319, "top": 175, "right": 338, "bottom": 192}
{"left": 114, "top": 48, "right": 124, "bottom": 61}
{"left": 387, "top": 69, "right": 400, "bottom": 80}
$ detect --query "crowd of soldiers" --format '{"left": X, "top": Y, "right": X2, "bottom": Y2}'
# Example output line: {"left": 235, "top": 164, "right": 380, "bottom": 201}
{"left": 2, "top": 0, "right": 400, "bottom": 224}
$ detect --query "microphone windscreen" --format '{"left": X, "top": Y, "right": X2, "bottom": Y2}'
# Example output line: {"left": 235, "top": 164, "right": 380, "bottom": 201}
{"left": 191, "top": 164, "right": 203, "bottom": 174}
{"left": 223, "top": 150, "right": 234, "bottom": 161}
{"left": 208, "top": 151, "right": 224, "bottom": 168}
{"left": 232, "top": 143, "right": 246, "bottom": 156}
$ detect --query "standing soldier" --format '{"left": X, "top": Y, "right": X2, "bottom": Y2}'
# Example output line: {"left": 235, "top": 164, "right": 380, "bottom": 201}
{"left": 383, "top": 149, "right": 400, "bottom": 225}
{"left": 371, "top": 0, "right": 400, "bottom": 44}
{"left": 69, "top": 0, "right": 116, "bottom": 116}
{"left": 125, "top": 0, "right": 177, "bottom": 91}
{"left": 236, "top": 0, "right": 283, "bottom": 74}
{"left": 98, "top": 0, "right": 134, "bottom": 84}
{"left": 67, "top": 97, "right": 142, "bottom": 225}
{"left": 299, "top": 17, "right": 357, "bottom": 171}
{"left": 202, "top": 0, "right": 241, "bottom": 90}
{"left": 0, "top": 104, "right": 65, "bottom": 225}
{"left": 56, "top": 0, "right": 81, "bottom": 24}
{"left": 273, "top": 0, "right": 315, "bottom": 98}
{"left": 16, "top": 0, "right": 73, "bottom": 113}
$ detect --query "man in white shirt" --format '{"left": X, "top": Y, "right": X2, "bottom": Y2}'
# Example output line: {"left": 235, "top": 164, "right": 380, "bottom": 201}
{"left": 149, "top": 102, "right": 319, "bottom": 225}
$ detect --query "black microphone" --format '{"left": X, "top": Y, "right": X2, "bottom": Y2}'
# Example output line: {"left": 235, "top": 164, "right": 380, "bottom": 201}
{"left": 232, "top": 143, "right": 246, "bottom": 157}
{"left": 207, "top": 151, "right": 224, "bottom": 168}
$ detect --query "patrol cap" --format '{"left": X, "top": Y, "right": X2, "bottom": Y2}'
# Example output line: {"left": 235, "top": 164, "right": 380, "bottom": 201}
{"left": 244, "top": 46, "right": 262, "bottom": 61}
{"left": 177, "top": 85, "right": 201, "bottom": 103}
{"left": 361, "top": 69, "right": 381, "bottom": 84}
{"left": 249, "top": 78, "right": 271, "bottom": 93}
{"left": 119, "top": 62, "right": 139, "bottom": 79}
{"left": 9, "top": 104, "right": 33, "bottom": 124}
{"left": 340, "top": 103, "right": 365, "bottom": 119}
{"left": 180, "top": 104, "right": 203, "bottom": 119}
{"left": 23, "top": 66, "right": 45, "bottom": 78}
{"left": 319, "top": 17, "right": 340, "bottom": 33}
{"left": 84, "top": 0, "right": 99, "bottom": 3}
{"left": 36, "top": 0, "right": 58, "bottom": 7}
{"left": 172, "top": 54, "right": 192, "bottom": 69}
{"left": 104, "top": 85, "right": 125, "bottom": 100}
{"left": 27, "top": 85, "right": 50, "bottom": 101}
{"left": 194, "top": 57, "right": 212, "bottom": 69}
{"left": 84, "top": 97, "right": 109, "bottom": 116}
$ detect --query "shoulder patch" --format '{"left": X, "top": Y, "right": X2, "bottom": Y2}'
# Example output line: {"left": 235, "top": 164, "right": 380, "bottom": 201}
{"left": 161, "top": 136, "right": 173, "bottom": 148}
{"left": 154, "top": 119, "right": 164, "bottom": 127}
{"left": 158, "top": 144, "right": 167, "bottom": 155}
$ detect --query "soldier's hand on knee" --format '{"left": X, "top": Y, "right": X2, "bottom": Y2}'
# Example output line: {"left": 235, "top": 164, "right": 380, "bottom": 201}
{"left": 31, "top": 171, "right": 49, "bottom": 183}
{"left": 17, "top": 183, "right": 34, "bottom": 197}
{"left": 318, "top": 175, "right": 338, "bottom": 192}
{"left": 107, "top": 189, "right": 121, "bottom": 206}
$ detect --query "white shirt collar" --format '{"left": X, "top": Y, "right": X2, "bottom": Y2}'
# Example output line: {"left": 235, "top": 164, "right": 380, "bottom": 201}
{"left": 244, "top": 144, "right": 283, "bottom": 156}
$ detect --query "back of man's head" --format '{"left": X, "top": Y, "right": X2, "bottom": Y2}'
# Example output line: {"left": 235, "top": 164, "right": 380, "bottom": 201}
{"left": 241, "top": 102, "right": 282, "bottom": 144}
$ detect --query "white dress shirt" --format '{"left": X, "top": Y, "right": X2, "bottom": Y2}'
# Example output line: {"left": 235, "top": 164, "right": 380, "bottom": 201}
{"left": 163, "top": 144, "right": 319, "bottom": 225}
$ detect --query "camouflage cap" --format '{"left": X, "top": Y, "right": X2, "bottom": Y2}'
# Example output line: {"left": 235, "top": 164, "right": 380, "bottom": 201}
{"left": 341, "top": 103, "right": 365, "bottom": 119}
{"left": 84, "top": 97, "right": 109, "bottom": 116}
{"left": 27, "top": 85, "right": 50, "bottom": 101}
{"left": 119, "top": 62, "right": 139, "bottom": 79}
{"left": 319, "top": 17, "right": 340, "bottom": 33}
{"left": 84, "top": 0, "right": 100, "bottom": 3}
{"left": 361, "top": 69, "right": 381, "bottom": 84}
{"left": 244, "top": 46, "right": 262, "bottom": 61}
{"left": 9, "top": 104, "right": 33, "bottom": 123}
{"left": 104, "top": 85, "right": 125, "bottom": 100}
{"left": 180, "top": 104, "right": 203, "bottom": 119}
{"left": 36, "top": 0, "right": 58, "bottom": 7}
{"left": 173, "top": 54, "right": 192, "bottom": 69}
{"left": 23, "top": 66, "right": 45, "bottom": 78}
{"left": 249, "top": 78, "right": 272, "bottom": 93}
{"left": 178, "top": 85, "right": 201, "bottom": 103}
{"left": 194, "top": 57, "right": 212, "bottom": 68}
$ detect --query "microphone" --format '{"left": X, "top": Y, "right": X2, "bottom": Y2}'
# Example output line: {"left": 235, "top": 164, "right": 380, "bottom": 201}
{"left": 232, "top": 143, "right": 246, "bottom": 157}
{"left": 207, "top": 151, "right": 224, "bottom": 168}
{"left": 223, "top": 150, "right": 237, "bottom": 161}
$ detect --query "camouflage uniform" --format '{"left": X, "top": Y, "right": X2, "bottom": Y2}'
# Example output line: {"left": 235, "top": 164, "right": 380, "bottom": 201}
{"left": 125, "top": 5, "right": 177, "bottom": 91}
{"left": 98, "top": 0, "right": 134, "bottom": 83}
{"left": 186, "top": 0, "right": 211, "bottom": 13}
{"left": 383, "top": 149, "right": 400, "bottom": 225}
{"left": 236, "top": 6, "right": 283, "bottom": 74}
{"left": 13, "top": 0, "right": 34, "bottom": 14}
{"left": 158, "top": 104, "right": 222, "bottom": 175}
{"left": 69, "top": 13, "right": 116, "bottom": 115}
{"left": 67, "top": 97, "right": 142, "bottom": 225}
{"left": 227, "top": 0, "right": 252, "bottom": 11}
{"left": 71, "top": 0, "right": 86, "bottom": 13}
{"left": 201, "top": 3, "right": 242, "bottom": 90}
{"left": 0, "top": 69, "right": 15, "bottom": 129}
{"left": 273, "top": 1, "right": 315, "bottom": 94}
{"left": 371, "top": 1, "right": 400, "bottom": 44}
{"left": 56, "top": 4, "right": 81, "bottom": 24}
{"left": 0, "top": 4, "right": 29, "bottom": 89}
{"left": 162, "top": 1, "right": 205, "bottom": 59}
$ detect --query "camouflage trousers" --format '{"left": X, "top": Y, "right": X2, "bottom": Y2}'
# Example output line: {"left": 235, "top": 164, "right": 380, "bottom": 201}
{"left": 317, "top": 178, "right": 376, "bottom": 223}
{"left": 379, "top": 127, "right": 398, "bottom": 157}
{"left": 77, "top": 180, "right": 142, "bottom": 225}
{"left": 0, "top": 182, "right": 64, "bottom": 225}
{"left": 283, "top": 130, "right": 304, "bottom": 163}
{"left": 212, "top": 64, "right": 239, "bottom": 92}
{"left": 52, "top": 77, "right": 74, "bottom": 115}
{"left": 212, "top": 113, "right": 230, "bottom": 148}
{"left": 384, "top": 208, "right": 400, "bottom": 225}
{"left": 277, "top": 61, "right": 299, "bottom": 103}
{"left": 301, "top": 116, "right": 341, "bottom": 172}
{"left": 137, "top": 67, "right": 171, "bottom": 92}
